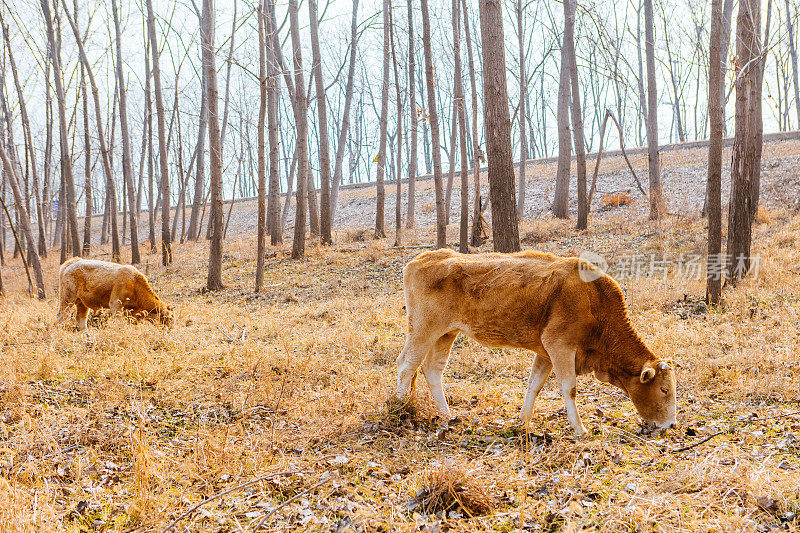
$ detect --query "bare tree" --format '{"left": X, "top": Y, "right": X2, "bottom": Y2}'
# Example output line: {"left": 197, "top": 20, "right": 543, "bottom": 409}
{"left": 563, "top": 0, "right": 588, "bottom": 230}
{"left": 112, "top": 0, "right": 140, "bottom": 263}
{"left": 202, "top": 0, "right": 224, "bottom": 289}
{"left": 41, "top": 0, "right": 83, "bottom": 259}
{"left": 374, "top": 0, "right": 391, "bottom": 239}
{"left": 145, "top": 0, "right": 172, "bottom": 265}
{"left": 516, "top": 0, "right": 527, "bottom": 219}
{"left": 266, "top": 0, "right": 281, "bottom": 245}
{"left": 644, "top": 0, "right": 663, "bottom": 219}
{"left": 552, "top": 25, "right": 572, "bottom": 219}
{"left": 309, "top": 0, "right": 333, "bottom": 245}
{"left": 0, "top": 17, "right": 47, "bottom": 257}
{"left": 331, "top": 0, "right": 359, "bottom": 223}
{"left": 61, "top": 0, "right": 121, "bottom": 262}
{"left": 405, "top": 0, "right": 417, "bottom": 229}
{"left": 479, "top": 0, "right": 519, "bottom": 252}
{"left": 462, "top": 0, "right": 483, "bottom": 246}
{"left": 0, "top": 143, "right": 45, "bottom": 298}
{"left": 785, "top": 0, "right": 800, "bottom": 127}
{"left": 707, "top": 0, "right": 723, "bottom": 305}
{"left": 256, "top": 0, "right": 267, "bottom": 292}
{"left": 289, "top": 0, "right": 309, "bottom": 258}
{"left": 389, "top": 1, "right": 403, "bottom": 246}
{"left": 727, "top": 0, "right": 762, "bottom": 283}
{"left": 454, "top": 0, "right": 469, "bottom": 252}
{"left": 81, "top": 63, "right": 91, "bottom": 256}
{"left": 421, "top": 0, "right": 446, "bottom": 248}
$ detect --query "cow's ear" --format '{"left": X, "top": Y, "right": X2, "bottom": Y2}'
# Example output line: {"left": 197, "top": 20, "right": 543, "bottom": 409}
{"left": 640, "top": 366, "right": 656, "bottom": 384}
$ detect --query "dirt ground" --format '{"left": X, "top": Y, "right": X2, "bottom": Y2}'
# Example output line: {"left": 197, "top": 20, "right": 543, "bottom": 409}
{"left": 1, "top": 141, "right": 800, "bottom": 532}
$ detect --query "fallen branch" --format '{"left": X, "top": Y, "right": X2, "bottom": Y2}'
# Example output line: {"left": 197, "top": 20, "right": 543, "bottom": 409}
{"left": 161, "top": 469, "right": 302, "bottom": 532}
{"left": 671, "top": 409, "right": 800, "bottom": 454}
{"left": 253, "top": 475, "right": 331, "bottom": 530}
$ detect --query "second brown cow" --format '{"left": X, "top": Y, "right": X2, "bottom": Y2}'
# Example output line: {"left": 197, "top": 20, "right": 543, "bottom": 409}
{"left": 58, "top": 258, "right": 174, "bottom": 331}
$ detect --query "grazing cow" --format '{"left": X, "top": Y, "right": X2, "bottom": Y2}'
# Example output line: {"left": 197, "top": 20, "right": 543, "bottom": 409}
{"left": 396, "top": 249, "right": 676, "bottom": 437}
{"left": 58, "top": 258, "right": 174, "bottom": 331}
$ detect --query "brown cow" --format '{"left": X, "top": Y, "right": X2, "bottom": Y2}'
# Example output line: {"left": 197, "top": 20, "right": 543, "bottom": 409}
{"left": 396, "top": 249, "right": 676, "bottom": 437}
{"left": 58, "top": 258, "right": 174, "bottom": 331}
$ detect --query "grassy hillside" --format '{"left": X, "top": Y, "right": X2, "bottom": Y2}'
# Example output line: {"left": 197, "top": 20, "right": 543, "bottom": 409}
{"left": 1, "top": 144, "right": 799, "bottom": 531}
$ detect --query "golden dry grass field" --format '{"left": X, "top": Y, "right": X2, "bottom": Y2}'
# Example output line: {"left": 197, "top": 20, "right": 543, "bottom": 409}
{"left": 2, "top": 160, "right": 800, "bottom": 531}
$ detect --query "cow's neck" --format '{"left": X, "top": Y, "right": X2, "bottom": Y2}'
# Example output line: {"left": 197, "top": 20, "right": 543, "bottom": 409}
{"left": 591, "top": 314, "right": 657, "bottom": 382}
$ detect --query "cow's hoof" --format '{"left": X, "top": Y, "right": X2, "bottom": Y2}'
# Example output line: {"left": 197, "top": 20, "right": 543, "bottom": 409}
{"left": 435, "top": 422, "right": 450, "bottom": 440}
{"left": 572, "top": 427, "right": 588, "bottom": 440}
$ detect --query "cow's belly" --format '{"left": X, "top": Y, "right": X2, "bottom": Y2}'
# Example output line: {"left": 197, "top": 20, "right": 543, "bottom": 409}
{"left": 457, "top": 322, "right": 540, "bottom": 351}
{"left": 76, "top": 289, "right": 112, "bottom": 310}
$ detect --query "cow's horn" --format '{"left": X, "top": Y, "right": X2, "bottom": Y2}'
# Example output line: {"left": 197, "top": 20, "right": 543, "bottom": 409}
{"left": 658, "top": 361, "right": 670, "bottom": 371}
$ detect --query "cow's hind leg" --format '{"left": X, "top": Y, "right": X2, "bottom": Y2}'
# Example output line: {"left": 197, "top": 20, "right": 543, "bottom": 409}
{"left": 396, "top": 332, "right": 436, "bottom": 404}
{"left": 57, "top": 283, "right": 75, "bottom": 328}
{"left": 522, "top": 353, "right": 553, "bottom": 425}
{"left": 75, "top": 301, "right": 89, "bottom": 331}
{"left": 422, "top": 332, "right": 457, "bottom": 422}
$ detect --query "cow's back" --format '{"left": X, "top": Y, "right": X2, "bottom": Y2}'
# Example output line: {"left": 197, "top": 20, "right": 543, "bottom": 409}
{"left": 60, "top": 260, "right": 141, "bottom": 310}
{"left": 403, "top": 250, "right": 586, "bottom": 348}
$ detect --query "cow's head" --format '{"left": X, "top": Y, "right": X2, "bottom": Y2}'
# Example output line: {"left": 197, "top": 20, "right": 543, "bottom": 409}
{"left": 158, "top": 305, "right": 175, "bottom": 327}
{"left": 153, "top": 304, "right": 175, "bottom": 327}
{"left": 626, "top": 359, "right": 677, "bottom": 432}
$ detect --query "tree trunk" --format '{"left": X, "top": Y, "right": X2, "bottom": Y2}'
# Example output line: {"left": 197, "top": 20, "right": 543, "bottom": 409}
{"left": 421, "top": 0, "right": 447, "bottom": 248}
{"left": 308, "top": 0, "right": 333, "bottom": 246}
{"left": 453, "top": 0, "right": 469, "bottom": 252}
{"left": 60, "top": 0, "right": 121, "bottom": 262}
{"left": 552, "top": 26, "right": 572, "bottom": 219}
{"left": 0, "top": 143, "right": 45, "bottom": 298}
{"left": 462, "top": 0, "right": 483, "bottom": 246}
{"left": 405, "top": 0, "right": 417, "bottom": 229}
{"left": 289, "top": 0, "right": 309, "bottom": 258}
{"left": 644, "top": 0, "right": 663, "bottom": 219}
{"left": 515, "top": 0, "right": 527, "bottom": 220}
{"left": 444, "top": 98, "right": 457, "bottom": 224}
{"left": 707, "top": 0, "right": 723, "bottom": 305}
{"left": 330, "top": 0, "right": 359, "bottom": 224}
{"left": 720, "top": 0, "right": 734, "bottom": 133}
{"left": 256, "top": 0, "right": 267, "bottom": 292}
{"left": 81, "top": 64, "right": 91, "bottom": 256}
{"left": 388, "top": 2, "right": 403, "bottom": 246}
{"left": 374, "top": 0, "right": 391, "bottom": 239}
{"left": 479, "top": 0, "right": 520, "bottom": 252}
{"left": 727, "top": 0, "right": 761, "bottom": 284}
{"left": 786, "top": 0, "right": 800, "bottom": 128}
{"left": 753, "top": 0, "right": 772, "bottom": 216}
{"left": 266, "top": 0, "right": 282, "bottom": 245}
{"left": 145, "top": 0, "right": 171, "bottom": 265}
{"left": 41, "top": 0, "right": 83, "bottom": 259}
{"left": 564, "top": 0, "right": 587, "bottom": 230}
{"left": 201, "top": 0, "right": 224, "bottom": 289}
{"left": 635, "top": 0, "right": 648, "bottom": 146}
{"left": 111, "top": 0, "right": 140, "bottom": 263}
{"left": 0, "top": 17, "right": 47, "bottom": 257}
{"left": 188, "top": 67, "right": 208, "bottom": 242}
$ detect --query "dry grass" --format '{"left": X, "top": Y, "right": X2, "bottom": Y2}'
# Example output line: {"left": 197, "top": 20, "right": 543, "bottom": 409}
{"left": 0, "top": 202, "right": 799, "bottom": 531}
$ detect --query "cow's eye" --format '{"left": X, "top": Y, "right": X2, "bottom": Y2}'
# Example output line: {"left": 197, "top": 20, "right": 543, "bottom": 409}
{"left": 660, "top": 386, "right": 668, "bottom": 395}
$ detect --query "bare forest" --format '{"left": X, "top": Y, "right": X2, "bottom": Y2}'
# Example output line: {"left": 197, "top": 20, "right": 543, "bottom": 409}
{"left": 0, "top": 0, "right": 799, "bottom": 530}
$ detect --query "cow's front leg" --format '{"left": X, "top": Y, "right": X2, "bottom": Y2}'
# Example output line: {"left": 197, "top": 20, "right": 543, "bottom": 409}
{"left": 75, "top": 301, "right": 89, "bottom": 331}
{"left": 546, "top": 344, "right": 587, "bottom": 437}
{"left": 422, "top": 332, "right": 456, "bottom": 437}
{"left": 522, "top": 353, "right": 553, "bottom": 425}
